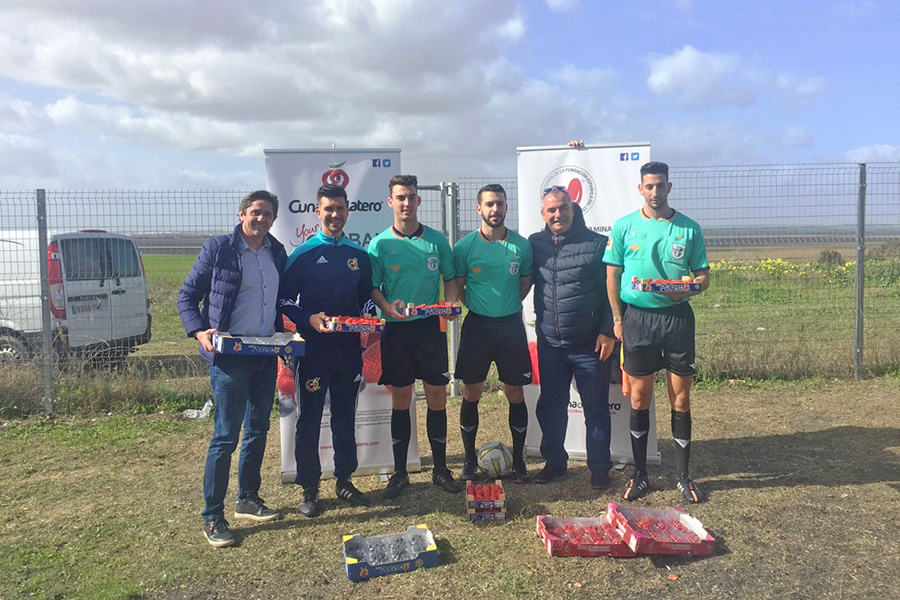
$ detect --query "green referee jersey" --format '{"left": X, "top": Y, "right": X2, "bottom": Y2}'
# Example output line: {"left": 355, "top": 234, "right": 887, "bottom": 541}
{"left": 453, "top": 228, "right": 533, "bottom": 318}
{"left": 603, "top": 208, "right": 709, "bottom": 309}
{"left": 368, "top": 224, "right": 455, "bottom": 322}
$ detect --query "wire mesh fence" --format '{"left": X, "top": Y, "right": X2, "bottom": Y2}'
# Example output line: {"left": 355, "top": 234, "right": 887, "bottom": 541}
{"left": 2, "top": 163, "right": 899, "bottom": 414}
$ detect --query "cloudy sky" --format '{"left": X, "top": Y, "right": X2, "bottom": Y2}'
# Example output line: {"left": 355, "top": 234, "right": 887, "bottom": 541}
{"left": 0, "top": 0, "right": 896, "bottom": 189}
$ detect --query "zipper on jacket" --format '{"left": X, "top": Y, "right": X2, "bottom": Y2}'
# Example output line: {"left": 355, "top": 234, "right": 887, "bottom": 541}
{"left": 552, "top": 236, "right": 561, "bottom": 341}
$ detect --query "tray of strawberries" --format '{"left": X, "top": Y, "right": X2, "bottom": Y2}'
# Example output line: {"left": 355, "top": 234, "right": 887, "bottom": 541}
{"left": 466, "top": 481, "right": 506, "bottom": 521}
{"left": 324, "top": 315, "right": 386, "bottom": 333}
{"left": 606, "top": 502, "right": 715, "bottom": 556}
{"left": 536, "top": 515, "right": 636, "bottom": 557}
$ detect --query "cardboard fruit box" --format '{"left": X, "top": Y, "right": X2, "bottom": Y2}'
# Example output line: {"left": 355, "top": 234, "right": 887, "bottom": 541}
{"left": 631, "top": 276, "right": 702, "bottom": 293}
{"left": 212, "top": 332, "right": 305, "bottom": 357}
{"left": 466, "top": 480, "right": 507, "bottom": 521}
{"left": 324, "top": 316, "right": 386, "bottom": 333}
{"left": 342, "top": 524, "right": 439, "bottom": 582}
{"left": 607, "top": 502, "right": 715, "bottom": 556}
{"left": 536, "top": 515, "right": 636, "bottom": 558}
{"left": 403, "top": 302, "right": 463, "bottom": 317}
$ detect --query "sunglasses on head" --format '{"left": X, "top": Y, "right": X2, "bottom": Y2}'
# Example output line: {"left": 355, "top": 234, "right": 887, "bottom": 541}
{"left": 543, "top": 185, "right": 567, "bottom": 194}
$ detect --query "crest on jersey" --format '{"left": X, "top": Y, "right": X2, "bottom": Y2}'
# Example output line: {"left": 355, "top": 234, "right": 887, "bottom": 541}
{"left": 509, "top": 261, "right": 520, "bottom": 275}
{"left": 305, "top": 377, "right": 321, "bottom": 392}
{"left": 427, "top": 256, "right": 438, "bottom": 271}
{"left": 671, "top": 244, "right": 685, "bottom": 260}
{"left": 347, "top": 257, "right": 359, "bottom": 271}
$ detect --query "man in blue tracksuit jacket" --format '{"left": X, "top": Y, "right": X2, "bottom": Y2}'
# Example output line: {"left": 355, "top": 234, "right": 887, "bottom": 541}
{"left": 279, "top": 183, "right": 374, "bottom": 517}
{"left": 178, "top": 190, "right": 286, "bottom": 547}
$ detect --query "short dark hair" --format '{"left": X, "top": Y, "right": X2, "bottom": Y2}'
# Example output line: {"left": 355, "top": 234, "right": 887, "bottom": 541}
{"left": 640, "top": 161, "right": 669, "bottom": 180}
{"left": 239, "top": 190, "right": 279, "bottom": 219}
{"left": 477, "top": 183, "right": 506, "bottom": 204}
{"left": 389, "top": 174, "right": 418, "bottom": 193}
{"left": 317, "top": 183, "right": 348, "bottom": 205}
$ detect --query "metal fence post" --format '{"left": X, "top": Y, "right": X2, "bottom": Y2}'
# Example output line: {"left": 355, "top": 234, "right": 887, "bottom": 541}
{"left": 854, "top": 164, "right": 866, "bottom": 379}
{"left": 36, "top": 189, "right": 55, "bottom": 412}
{"left": 444, "top": 181, "right": 461, "bottom": 397}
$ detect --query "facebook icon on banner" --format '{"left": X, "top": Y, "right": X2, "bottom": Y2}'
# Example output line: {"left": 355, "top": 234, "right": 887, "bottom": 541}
{"left": 620, "top": 153, "right": 629, "bottom": 161}
{"left": 372, "top": 159, "right": 381, "bottom": 167}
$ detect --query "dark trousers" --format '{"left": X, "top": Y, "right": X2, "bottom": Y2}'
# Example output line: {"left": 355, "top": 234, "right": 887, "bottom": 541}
{"left": 293, "top": 345, "right": 363, "bottom": 488}
{"left": 535, "top": 336, "right": 613, "bottom": 473}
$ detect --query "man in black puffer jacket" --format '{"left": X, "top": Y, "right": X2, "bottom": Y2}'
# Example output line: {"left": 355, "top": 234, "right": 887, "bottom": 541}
{"left": 528, "top": 187, "right": 616, "bottom": 489}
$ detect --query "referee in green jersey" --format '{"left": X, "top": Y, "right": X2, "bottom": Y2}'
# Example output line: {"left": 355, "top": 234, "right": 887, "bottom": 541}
{"left": 368, "top": 174, "right": 462, "bottom": 499}
{"left": 453, "top": 184, "right": 534, "bottom": 483}
{"left": 604, "top": 161, "right": 710, "bottom": 504}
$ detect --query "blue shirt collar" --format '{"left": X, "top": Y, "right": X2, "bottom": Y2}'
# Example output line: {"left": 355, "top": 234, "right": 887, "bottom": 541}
{"left": 237, "top": 233, "right": 272, "bottom": 253}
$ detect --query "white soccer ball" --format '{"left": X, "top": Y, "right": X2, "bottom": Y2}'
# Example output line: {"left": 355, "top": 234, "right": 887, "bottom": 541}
{"left": 477, "top": 441, "right": 513, "bottom": 477}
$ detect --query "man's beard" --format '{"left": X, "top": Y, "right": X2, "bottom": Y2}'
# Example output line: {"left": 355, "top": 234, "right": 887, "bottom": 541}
{"left": 481, "top": 214, "right": 505, "bottom": 229}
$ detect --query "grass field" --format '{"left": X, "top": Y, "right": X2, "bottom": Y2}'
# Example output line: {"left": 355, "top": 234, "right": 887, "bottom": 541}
{"left": 136, "top": 249, "right": 900, "bottom": 379}
{"left": 1, "top": 377, "right": 898, "bottom": 599}
{"left": 3, "top": 246, "right": 899, "bottom": 417}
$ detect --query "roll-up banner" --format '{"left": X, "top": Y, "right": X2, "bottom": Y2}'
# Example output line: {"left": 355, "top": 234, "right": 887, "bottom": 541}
{"left": 265, "top": 148, "right": 422, "bottom": 482}
{"left": 516, "top": 142, "right": 661, "bottom": 466}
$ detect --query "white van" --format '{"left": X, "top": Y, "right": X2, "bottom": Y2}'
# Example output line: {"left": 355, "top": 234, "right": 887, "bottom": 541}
{"left": 0, "top": 230, "right": 152, "bottom": 362}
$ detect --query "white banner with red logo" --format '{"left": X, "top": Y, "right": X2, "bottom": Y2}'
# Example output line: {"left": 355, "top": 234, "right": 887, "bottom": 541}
{"left": 264, "top": 148, "right": 421, "bottom": 482}
{"left": 516, "top": 142, "right": 661, "bottom": 466}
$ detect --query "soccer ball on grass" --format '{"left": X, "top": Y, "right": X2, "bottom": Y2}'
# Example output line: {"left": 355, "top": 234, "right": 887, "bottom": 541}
{"left": 477, "top": 441, "right": 513, "bottom": 477}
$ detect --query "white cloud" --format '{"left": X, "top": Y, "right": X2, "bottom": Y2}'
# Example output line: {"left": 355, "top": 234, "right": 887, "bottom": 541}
{"left": 667, "top": 0, "right": 698, "bottom": 11}
{"left": 497, "top": 10, "right": 527, "bottom": 40}
{"left": 0, "top": 0, "right": 647, "bottom": 186}
{"left": 829, "top": 1, "right": 876, "bottom": 18}
{"left": 546, "top": 0, "right": 580, "bottom": 11}
{"left": 647, "top": 45, "right": 827, "bottom": 110}
{"left": 844, "top": 144, "right": 900, "bottom": 162}
{"left": 774, "top": 73, "right": 828, "bottom": 101}
{"left": 776, "top": 126, "right": 814, "bottom": 149}
{"left": 0, "top": 94, "right": 51, "bottom": 135}
{"left": 647, "top": 46, "right": 755, "bottom": 109}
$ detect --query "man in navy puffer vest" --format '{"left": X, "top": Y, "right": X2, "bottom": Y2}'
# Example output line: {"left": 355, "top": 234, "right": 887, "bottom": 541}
{"left": 178, "top": 190, "right": 287, "bottom": 547}
{"left": 528, "top": 187, "right": 616, "bottom": 490}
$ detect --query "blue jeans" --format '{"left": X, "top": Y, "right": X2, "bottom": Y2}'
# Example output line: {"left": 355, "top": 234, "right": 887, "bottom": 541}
{"left": 202, "top": 354, "right": 277, "bottom": 522}
{"left": 536, "top": 336, "right": 613, "bottom": 473}
{"left": 294, "top": 344, "right": 363, "bottom": 488}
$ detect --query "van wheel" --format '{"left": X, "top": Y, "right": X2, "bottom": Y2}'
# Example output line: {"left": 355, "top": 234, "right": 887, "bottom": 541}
{"left": 0, "top": 335, "right": 29, "bottom": 364}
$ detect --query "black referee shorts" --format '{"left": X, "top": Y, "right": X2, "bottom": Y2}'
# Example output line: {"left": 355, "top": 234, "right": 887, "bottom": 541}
{"left": 623, "top": 302, "right": 697, "bottom": 377}
{"left": 455, "top": 311, "right": 531, "bottom": 386}
{"left": 379, "top": 316, "right": 449, "bottom": 387}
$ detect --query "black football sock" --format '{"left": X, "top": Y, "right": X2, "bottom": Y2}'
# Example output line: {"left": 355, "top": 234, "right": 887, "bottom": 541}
{"left": 390, "top": 408, "right": 411, "bottom": 475}
{"left": 459, "top": 400, "right": 479, "bottom": 464}
{"left": 508, "top": 402, "right": 528, "bottom": 466}
{"left": 630, "top": 408, "right": 650, "bottom": 477}
{"left": 672, "top": 410, "right": 692, "bottom": 480}
{"left": 427, "top": 408, "right": 448, "bottom": 471}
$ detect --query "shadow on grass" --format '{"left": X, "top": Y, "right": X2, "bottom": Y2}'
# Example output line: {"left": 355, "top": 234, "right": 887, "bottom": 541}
{"left": 689, "top": 425, "right": 900, "bottom": 491}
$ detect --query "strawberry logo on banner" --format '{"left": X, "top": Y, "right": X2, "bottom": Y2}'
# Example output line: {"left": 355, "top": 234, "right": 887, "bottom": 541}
{"left": 540, "top": 165, "right": 597, "bottom": 214}
{"left": 322, "top": 161, "right": 350, "bottom": 188}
